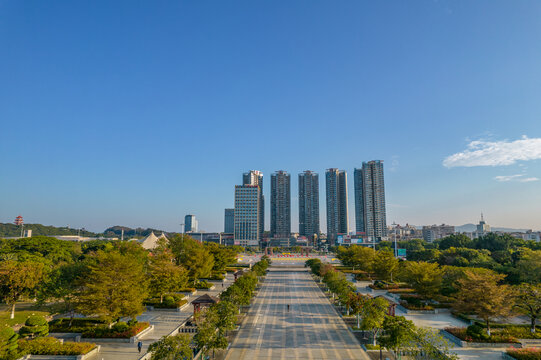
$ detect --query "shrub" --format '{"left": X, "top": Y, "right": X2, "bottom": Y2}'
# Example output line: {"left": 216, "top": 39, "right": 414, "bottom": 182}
{"left": 195, "top": 280, "right": 212, "bottom": 289}
{"left": 18, "top": 337, "right": 95, "bottom": 355}
{"left": 82, "top": 322, "right": 149, "bottom": 338}
{"left": 445, "top": 327, "right": 519, "bottom": 343}
{"left": 0, "top": 327, "right": 19, "bottom": 358}
{"left": 506, "top": 348, "right": 541, "bottom": 360}
{"left": 466, "top": 324, "right": 489, "bottom": 341}
{"left": 48, "top": 318, "right": 108, "bottom": 333}
{"left": 19, "top": 316, "right": 49, "bottom": 338}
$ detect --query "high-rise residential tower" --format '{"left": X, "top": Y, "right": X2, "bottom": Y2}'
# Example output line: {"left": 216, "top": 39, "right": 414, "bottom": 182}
{"left": 234, "top": 185, "right": 260, "bottom": 247}
{"left": 224, "top": 208, "right": 234, "bottom": 233}
{"left": 326, "top": 169, "right": 348, "bottom": 244}
{"left": 184, "top": 214, "right": 198, "bottom": 233}
{"left": 299, "top": 171, "right": 320, "bottom": 240}
{"left": 270, "top": 170, "right": 291, "bottom": 238}
{"left": 243, "top": 170, "right": 264, "bottom": 239}
{"left": 354, "top": 160, "right": 387, "bottom": 239}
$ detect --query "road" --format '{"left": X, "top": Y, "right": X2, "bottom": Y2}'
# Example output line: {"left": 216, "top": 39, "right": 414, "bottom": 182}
{"left": 225, "top": 266, "right": 369, "bottom": 360}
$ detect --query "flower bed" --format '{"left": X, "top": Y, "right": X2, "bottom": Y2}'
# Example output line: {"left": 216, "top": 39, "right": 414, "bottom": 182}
{"left": 82, "top": 321, "right": 149, "bottom": 339}
{"left": 506, "top": 348, "right": 541, "bottom": 360}
{"left": 49, "top": 318, "right": 108, "bottom": 333}
{"left": 18, "top": 337, "right": 96, "bottom": 356}
{"left": 399, "top": 301, "right": 434, "bottom": 311}
{"left": 445, "top": 327, "right": 520, "bottom": 344}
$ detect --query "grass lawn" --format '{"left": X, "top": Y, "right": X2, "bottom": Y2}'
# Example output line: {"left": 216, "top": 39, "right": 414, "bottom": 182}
{"left": 0, "top": 310, "right": 50, "bottom": 327}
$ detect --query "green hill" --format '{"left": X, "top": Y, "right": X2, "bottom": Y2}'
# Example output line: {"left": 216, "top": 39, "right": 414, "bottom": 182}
{"left": 0, "top": 223, "right": 98, "bottom": 238}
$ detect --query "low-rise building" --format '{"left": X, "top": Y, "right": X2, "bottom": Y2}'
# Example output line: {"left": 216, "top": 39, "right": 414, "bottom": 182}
{"left": 422, "top": 224, "right": 455, "bottom": 242}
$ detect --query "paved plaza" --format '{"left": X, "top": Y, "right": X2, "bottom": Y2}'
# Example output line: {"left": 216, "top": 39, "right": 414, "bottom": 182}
{"left": 225, "top": 266, "right": 369, "bottom": 360}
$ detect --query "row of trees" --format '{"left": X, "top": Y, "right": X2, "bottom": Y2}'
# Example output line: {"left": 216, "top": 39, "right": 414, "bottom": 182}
{"left": 148, "top": 258, "right": 271, "bottom": 360}
{"left": 305, "top": 259, "right": 457, "bottom": 359}
{"left": 0, "top": 235, "right": 240, "bottom": 323}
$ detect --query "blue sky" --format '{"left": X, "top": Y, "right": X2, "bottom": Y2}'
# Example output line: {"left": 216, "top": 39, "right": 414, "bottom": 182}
{"left": 1, "top": 0, "right": 541, "bottom": 233}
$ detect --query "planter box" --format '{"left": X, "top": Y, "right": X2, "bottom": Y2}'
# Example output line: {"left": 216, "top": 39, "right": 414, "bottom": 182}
{"left": 81, "top": 325, "right": 154, "bottom": 344}
{"left": 439, "top": 329, "right": 521, "bottom": 348}
{"left": 17, "top": 345, "right": 100, "bottom": 360}
{"left": 146, "top": 302, "right": 189, "bottom": 312}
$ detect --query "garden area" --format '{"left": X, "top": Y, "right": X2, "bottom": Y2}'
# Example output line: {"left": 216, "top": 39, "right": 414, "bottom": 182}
{"left": 506, "top": 348, "right": 541, "bottom": 360}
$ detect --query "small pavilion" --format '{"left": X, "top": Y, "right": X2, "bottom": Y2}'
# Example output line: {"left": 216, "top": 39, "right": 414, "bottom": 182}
{"left": 192, "top": 294, "right": 220, "bottom": 314}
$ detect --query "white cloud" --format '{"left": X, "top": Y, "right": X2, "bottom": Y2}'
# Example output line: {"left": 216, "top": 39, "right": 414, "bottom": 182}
{"left": 494, "top": 174, "right": 539, "bottom": 183}
{"left": 443, "top": 136, "right": 541, "bottom": 168}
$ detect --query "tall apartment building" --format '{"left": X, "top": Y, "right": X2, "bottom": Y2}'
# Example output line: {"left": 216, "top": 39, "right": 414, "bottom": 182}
{"left": 354, "top": 160, "right": 387, "bottom": 239}
{"left": 243, "top": 170, "right": 264, "bottom": 239}
{"left": 224, "top": 208, "right": 234, "bottom": 233}
{"left": 184, "top": 214, "right": 198, "bottom": 233}
{"left": 299, "top": 171, "right": 320, "bottom": 240}
{"left": 422, "top": 224, "right": 455, "bottom": 242}
{"left": 234, "top": 185, "right": 260, "bottom": 247}
{"left": 326, "top": 169, "right": 348, "bottom": 244}
{"left": 270, "top": 170, "right": 291, "bottom": 238}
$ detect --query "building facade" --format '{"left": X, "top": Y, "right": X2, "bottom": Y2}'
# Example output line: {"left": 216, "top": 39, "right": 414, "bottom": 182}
{"left": 234, "top": 185, "right": 260, "bottom": 247}
{"left": 270, "top": 170, "right": 291, "bottom": 238}
{"left": 243, "top": 170, "right": 264, "bottom": 239}
{"left": 224, "top": 208, "right": 234, "bottom": 234}
{"left": 298, "top": 170, "right": 320, "bottom": 241}
{"left": 422, "top": 224, "right": 455, "bottom": 242}
{"left": 326, "top": 169, "right": 348, "bottom": 244}
{"left": 184, "top": 214, "right": 198, "bottom": 233}
{"left": 354, "top": 160, "right": 387, "bottom": 239}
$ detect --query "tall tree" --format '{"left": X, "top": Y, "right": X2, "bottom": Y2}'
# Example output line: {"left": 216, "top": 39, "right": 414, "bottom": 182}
{"left": 378, "top": 316, "right": 416, "bottom": 359}
{"left": 360, "top": 296, "right": 389, "bottom": 346}
{"left": 76, "top": 250, "right": 148, "bottom": 325}
{"left": 206, "top": 243, "right": 237, "bottom": 274}
{"left": 453, "top": 270, "right": 513, "bottom": 336}
{"left": 0, "top": 260, "right": 45, "bottom": 319}
{"left": 148, "top": 333, "right": 193, "bottom": 360}
{"left": 516, "top": 249, "right": 541, "bottom": 284}
{"left": 401, "top": 261, "right": 443, "bottom": 300}
{"left": 149, "top": 249, "right": 188, "bottom": 302}
{"left": 513, "top": 284, "right": 541, "bottom": 334}
{"left": 372, "top": 250, "right": 399, "bottom": 281}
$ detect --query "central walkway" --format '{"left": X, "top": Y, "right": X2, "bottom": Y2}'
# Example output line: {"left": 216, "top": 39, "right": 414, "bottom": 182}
{"left": 225, "top": 266, "right": 370, "bottom": 360}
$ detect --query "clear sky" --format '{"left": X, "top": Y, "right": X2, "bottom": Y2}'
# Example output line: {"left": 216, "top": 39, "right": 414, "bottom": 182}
{"left": 1, "top": 0, "right": 541, "bottom": 233}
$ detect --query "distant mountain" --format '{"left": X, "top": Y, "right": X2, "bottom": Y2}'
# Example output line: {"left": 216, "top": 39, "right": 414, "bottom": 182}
{"left": 102, "top": 226, "right": 174, "bottom": 238}
{"left": 0, "top": 223, "right": 98, "bottom": 238}
{"left": 455, "top": 223, "right": 532, "bottom": 233}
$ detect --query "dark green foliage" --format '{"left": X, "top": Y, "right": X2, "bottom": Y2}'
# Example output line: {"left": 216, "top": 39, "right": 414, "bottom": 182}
{"left": 0, "top": 223, "right": 97, "bottom": 238}
{"left": 48, "top": 318, "right": 108, "bottom": 333}
{"left": 0, "top": 237, "right": 81, "bottom": 264}
{"left": 0, "top": 327, "right": 19, "bottom": 358}
{"left": 18, "top": 337, "right": 96, "bottom": 356}
{"left": 19, "top": 316, "right": 49, "bottom": 338}
{"left": 466, "top": 324, "right": 489, "bottom": 340}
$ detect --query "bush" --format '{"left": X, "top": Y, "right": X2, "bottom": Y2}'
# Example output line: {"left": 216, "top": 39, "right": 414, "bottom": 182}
{"left": 48, "top": 318, "right": 108, "bottom": 333}
{"left": 18, "top": 337, "right": 95, "bottom": 356}
{"left": 0, "top": 327, "right": 19, "bottom": 358}
{"left": 445, "top": 327, "right": 519, "bottom": 343}
{"left": 506, "top": 348, "right": 541, "bottom": 360}
{"left": 82, "top": 322, "right": 149, "bottom": 339}
{"left": 19, "top": 316, "right": 49, "bottom": 338}
{"left": 178, "top": 287, "right": 197, "bottom": 293}
{"left": 466, "top": 324, "right": 489, "bottom": 341}
{"left": 195, "top": 280, "right": 212, "bottom": 289}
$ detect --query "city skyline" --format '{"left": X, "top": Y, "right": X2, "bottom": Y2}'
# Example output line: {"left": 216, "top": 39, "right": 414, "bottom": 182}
{"left": 2, "top": 1, "right": 541, "bottom": 232}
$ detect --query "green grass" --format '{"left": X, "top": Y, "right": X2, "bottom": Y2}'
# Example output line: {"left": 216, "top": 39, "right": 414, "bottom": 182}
{"left": 0, "top": 310, "right": 50, "bottom": 327}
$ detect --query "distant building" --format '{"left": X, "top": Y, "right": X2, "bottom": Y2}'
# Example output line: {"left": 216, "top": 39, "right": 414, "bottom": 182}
{"left": 299, "top": 170, "right": 320, "bottom": 241}
{"left": 224, "top": 208, "right": 234, "bottom": 234}
{"left": 243, "top": 170, "right": 264, "bottom": 239}
{"left": 234, "top": 184, "right": 260, "bottom": 247}
{"left": 184, "top": 215, "right": 198, "bottom": 233}
{"left": 354, "top": 160, "right": 387, "bottom": 239}
{"left": 326, "top": 169, "right": 348, "bottom": 245}
{"left": 422, "top": 224, "right": 455, "bottom": 242}
{"left": 136, "top": 232, "right": 168, "bottom": 250}
{"left": 185, "top": 232, "right": 234, "bottom": 246}
{"left": 476, "top": 214, "right": 491, "bottom": 237}
{"left": 23, "top": 229, "right": 32, "bottom": 237}
{"left": 270, "top": 170, "right": 291, "bottom": 238}
{"left": 336, "top": 234, "right": 376, "bottom": 247}
{"left": 388, "top": 224, "right": 422, "bottom": 241}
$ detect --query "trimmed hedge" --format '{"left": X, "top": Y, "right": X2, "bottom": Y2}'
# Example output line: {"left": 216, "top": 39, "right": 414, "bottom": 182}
{"left": 19, "top": 316, "right": 49, "bottom": 338}
{"left": 145, "top": 294, "right": 186, "bottom": 309}
{"left": 82, "top": 321, "right": 149, "bottom": 339}
{"left": 445, "top": 327, "right": 520, "bottom": 344}
{"left": 49, "top": 318, "right": 108, "bottom": 333}
{"left": 506, "top": 348, "right": 541, "bottom": 360}
{"left": 18, "top": 337, "right": 95, "bottom": 356}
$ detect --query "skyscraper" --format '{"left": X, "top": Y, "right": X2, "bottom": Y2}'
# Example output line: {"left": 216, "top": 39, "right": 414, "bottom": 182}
{"left": 299, "top": 170, "right": 320, "bottom": 240}
{"left": 224, "top": 208, "right": 234, "bottom": 233}
{"left": 326, "top": 169, "right": 348, "bottom": 244}
{"left": 243, "top": 170, "right": 264, "bottom": 238}
{"left": 184, "top": 214, "right": 198, "bottom": 233}
{"left": 234, "top": 185, "right": 260, "bottom": 247}
{"left": 354, "top": 160, "right": 387, "bottom": 239}
{"left": 270, "top": 170, "right": 291, "bottom": 238}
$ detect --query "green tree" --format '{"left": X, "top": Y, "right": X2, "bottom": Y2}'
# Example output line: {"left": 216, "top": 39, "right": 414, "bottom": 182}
{"left": 149, "top": 250, "right": 188, "bottom": 302}
{"left": 401, "top": 261, "right": 443, "bottom": 300}
{"left": 76, "top": 250, "right": 148, "bottom": 325}
{"left": 148, "top": 333, "right": 193, "bottom": 360}
{"left": 213, "top": 300, "right": 238, "bottom": 336}
{"left": 173, "top": 237, "right": 214, "bottom": 285}
{"left": 516, "top": 249, "right": 541, "bottom": 284}
{"left": 513, "top": 284, "right": 541, "bottom": 334}
{"left": 453, "top": 270, "right": 513, "bottom": 336}
{"left": 412, "top": 328, "right": 458, "bottom": 360}
{"left": 372, "top": 250, "right": 399, "bottom": 281}
{"left": 360, "top": 296, "right": 389, "bottom": 345}
{"left": 206, "top": 243, "right": 237, "bottom": 274}
{"left": 194, "top": 307, "right": 227, "bottom": 359}
{"left": 436, "top": 234, "right": 473, "bottom": 250}
{"left": 0, "top": 260, "right": 45, "bottom": 319}
{"left": 378, "top": 316, "right": 416, "bottom": 359}
{"left": 346, "top": 292, "right": 364, "bottom": 327}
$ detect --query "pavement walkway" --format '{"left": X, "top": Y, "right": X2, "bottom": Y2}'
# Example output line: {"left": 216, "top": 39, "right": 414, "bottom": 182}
{"left": 225, "top": 266, "right": 370, "bottom": 360}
